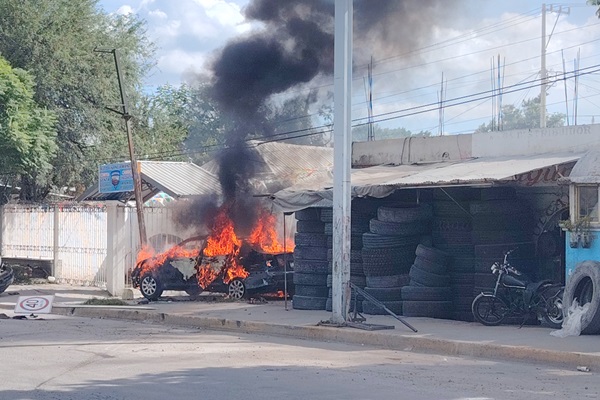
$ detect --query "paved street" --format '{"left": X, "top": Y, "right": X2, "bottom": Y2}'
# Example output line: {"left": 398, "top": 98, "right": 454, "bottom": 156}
{"left": 0, "top": 315, "right": 598, "bottom": 400}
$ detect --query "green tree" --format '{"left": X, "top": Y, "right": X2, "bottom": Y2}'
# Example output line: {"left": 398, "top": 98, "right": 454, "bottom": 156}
{"left": 353, "top": 124, "right": 431, "bottom": 141}
{"left": 0, "top": 56, "right": 57, "bottom": 203}
{"left": 475, "top": 96, "right": 565, "bottom": 133}
{"left": 0, "top": 0, "right": 155, "bottom": 199}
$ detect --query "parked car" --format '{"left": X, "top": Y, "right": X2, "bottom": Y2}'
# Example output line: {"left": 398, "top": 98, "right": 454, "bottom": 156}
{"left": 0, "top": 258, "right": 14, "bottom": 294}
{"left": 131, "top": 237, "right": 294, "bottom": 301}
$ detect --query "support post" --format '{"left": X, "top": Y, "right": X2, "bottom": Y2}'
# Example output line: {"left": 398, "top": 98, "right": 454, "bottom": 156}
{"left": 541, "top": 3, "right": 547, "bottom": 128}
{"left": 53, "top": 204, "right": 60, "bottom": 278}
{"left": 331, "top": 0, "right": 353, "bottom": 324}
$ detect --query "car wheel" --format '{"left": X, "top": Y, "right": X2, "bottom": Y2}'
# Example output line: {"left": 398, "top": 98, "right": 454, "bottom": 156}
{"left": 140, "top": 273, "right": 163, "bottom": 301}
{"left": 228, "top": 279, "right": 246, "bottom": 300}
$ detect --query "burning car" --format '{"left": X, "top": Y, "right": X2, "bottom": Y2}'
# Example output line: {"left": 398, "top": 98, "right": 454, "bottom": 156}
{"left": 131, "top": 236, "right": 293, "bottom": 301}
{"left": 0, "top": 257, "right": 14, "bottom": 294}
{"left": 131, "top": 207, "right": 295, "bottom": 301}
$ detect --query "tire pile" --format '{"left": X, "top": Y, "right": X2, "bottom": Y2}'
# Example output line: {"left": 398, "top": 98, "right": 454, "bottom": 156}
{"left": 292, "top": 208, "right": 329, "bottom": 310}
{"left": 402, "top": 244, "right": 453, "bottom": 318}
{"left": 361, "top": 203, "right": 432, "bottom": 315}
{"left": 430, "top": 188, "right": 478, "bottom": 321}
{"left": 323, "top": 198, "right": 379, "bottom": 312}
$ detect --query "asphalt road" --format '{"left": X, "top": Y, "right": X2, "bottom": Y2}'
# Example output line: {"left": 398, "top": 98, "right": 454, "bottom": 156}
{"left": 0, "top": 315, "right": 597, "bottom": 400}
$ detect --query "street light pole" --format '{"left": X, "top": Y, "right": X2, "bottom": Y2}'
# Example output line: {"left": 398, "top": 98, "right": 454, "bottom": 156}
{"left": 95, "top": 48, "right": 148, "bottom": 247}
{"left": 331, "top": 0, "right": 353, "bottom": 324}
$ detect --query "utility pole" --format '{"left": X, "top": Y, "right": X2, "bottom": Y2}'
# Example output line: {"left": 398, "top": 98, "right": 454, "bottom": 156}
{"left": 331, "top": 0, "right": 353, "bottom": 324}
{"left": 95, "top": 48, "right": 147, "bottom": 247}
{"left": 540, "top": 4, "right": 570, "bottom": 128}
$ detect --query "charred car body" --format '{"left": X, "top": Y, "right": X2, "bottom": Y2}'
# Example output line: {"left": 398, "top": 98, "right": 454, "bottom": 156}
{"left": 131, "top": 237, "right": 294, "bottom": 301}
{"left": 0, "top": 258, "right": 14, "bottom": 294}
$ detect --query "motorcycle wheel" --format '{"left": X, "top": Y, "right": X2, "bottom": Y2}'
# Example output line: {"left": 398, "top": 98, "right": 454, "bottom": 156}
{"left": 472, "top": 293, "right": 509, "bottom": 326}
{"left": 543, "top": 288, "right": 564, "bottom": 329}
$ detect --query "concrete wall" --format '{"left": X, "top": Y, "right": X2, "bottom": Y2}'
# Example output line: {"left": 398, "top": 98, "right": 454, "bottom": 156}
{"left": 352, "top": 135, "right": 472, "bottom": 167}
{"left": 352, "top": 124, "right": 600, "bottom": 167}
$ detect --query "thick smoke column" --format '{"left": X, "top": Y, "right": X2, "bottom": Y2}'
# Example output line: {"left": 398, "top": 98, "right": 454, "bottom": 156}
{"left": 203, "top": 0, "right": 462, "bottom": 233}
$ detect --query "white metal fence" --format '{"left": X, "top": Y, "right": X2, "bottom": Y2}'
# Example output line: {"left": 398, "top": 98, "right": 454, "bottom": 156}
{"left": 0, "top": 203, "right": 185, "bottom": 292}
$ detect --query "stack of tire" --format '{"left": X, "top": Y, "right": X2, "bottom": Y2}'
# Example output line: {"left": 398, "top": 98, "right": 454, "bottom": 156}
{"left": 292, "top": 208, "right": 329, "bottom": 310}
{"left": 361, "top": 203, "right": 432, "bottom": 315}
{"left": 402, "top": 244, "right": 453, "bottom": 319}
{"left": 431, "top": 188, "right": 479, "bottom": 321}
{"left": 471, "top": 188, "right": 535, "bottom": 296}
{"left": 322, "top": 198, "right": 380, "bottom": 312}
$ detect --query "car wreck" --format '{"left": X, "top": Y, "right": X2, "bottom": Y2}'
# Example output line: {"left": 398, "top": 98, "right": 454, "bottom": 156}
{"left": 131, "top": 236, "right": 294, "bottom": 301}
{"left": 0, "top": 258, "right": 14, "bottom": 294}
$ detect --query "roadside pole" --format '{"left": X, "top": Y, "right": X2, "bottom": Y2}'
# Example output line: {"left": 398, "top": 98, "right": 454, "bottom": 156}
{"left": 95, "top": 48, "right": 147, "bottom": 247}
{"left": 331, "top": 0, "right": 353, "bottom": 324}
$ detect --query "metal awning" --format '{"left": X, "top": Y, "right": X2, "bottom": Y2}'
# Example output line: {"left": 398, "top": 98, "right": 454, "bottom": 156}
{"left": 271, "top": 152, "right": 583, "bottom": 212}
{"left": 77, "top": 161, "right": 220, "bottom": 202}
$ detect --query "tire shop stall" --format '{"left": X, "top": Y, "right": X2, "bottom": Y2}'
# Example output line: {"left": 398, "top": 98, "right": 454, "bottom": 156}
{"left": 560, "top": 149, "right": 600, "bottom": 334}
{"left": 274, "top": 152, "right": 584, "bottom": 323}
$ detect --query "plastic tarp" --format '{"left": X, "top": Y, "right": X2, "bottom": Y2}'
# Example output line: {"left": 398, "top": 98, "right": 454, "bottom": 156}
{"left": 271, "top": 152, "right": 583, "bottom": 212}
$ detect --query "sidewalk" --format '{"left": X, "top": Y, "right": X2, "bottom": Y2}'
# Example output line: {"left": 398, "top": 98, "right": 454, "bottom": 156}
{"left": 2, "top": 283, "right": 599, "bottom": 369}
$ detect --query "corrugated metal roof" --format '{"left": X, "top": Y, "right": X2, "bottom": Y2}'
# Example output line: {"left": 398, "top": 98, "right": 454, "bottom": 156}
{"left": 271, "top": 152, "right": 583, "bottom": 212}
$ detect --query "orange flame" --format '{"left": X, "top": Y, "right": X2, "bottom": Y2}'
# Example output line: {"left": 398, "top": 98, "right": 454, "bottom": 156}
{"left": 203, "top": 210, "right": 241, "bottom": 257}
{"left": 197, "top": 264, "right": 220, "bottom": 289}
{"left": 248, "top": 210, "right": 295, "bottom": 254}
{"left": 135, "top": 244, "right": 201, "bottom": 278}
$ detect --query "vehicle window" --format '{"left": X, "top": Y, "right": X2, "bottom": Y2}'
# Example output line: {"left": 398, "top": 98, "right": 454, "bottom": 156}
{"left": 578, "top": 186, "right": 599, "bottom": 221}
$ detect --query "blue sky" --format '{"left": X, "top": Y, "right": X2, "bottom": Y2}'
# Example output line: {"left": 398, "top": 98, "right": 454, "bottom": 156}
{"left": 97, "top": 0, "right": 600, "bottom": 135}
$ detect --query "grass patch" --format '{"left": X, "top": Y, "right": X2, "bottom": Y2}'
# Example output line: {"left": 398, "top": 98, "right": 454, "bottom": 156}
{"left": 83, "top": 298, "right": 129, "bottom": 306}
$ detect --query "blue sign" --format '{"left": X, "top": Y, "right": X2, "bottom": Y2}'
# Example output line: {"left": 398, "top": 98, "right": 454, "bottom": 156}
{"left": 99, "top": 162, "right": 135, "bottom": 193}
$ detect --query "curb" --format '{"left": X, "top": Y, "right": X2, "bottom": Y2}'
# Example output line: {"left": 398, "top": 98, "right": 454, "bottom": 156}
{"left": 53, "top": 306, "right": 600, "bottom": 369}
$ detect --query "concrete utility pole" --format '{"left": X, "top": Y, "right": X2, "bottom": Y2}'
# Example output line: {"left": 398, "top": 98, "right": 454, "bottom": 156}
{"left": 95, "top": 48, "right": 147, "bottom": 247}
{"left": 331, "top": 0, "right": 353, "bottom": 324}
{"left": 540, "top": 4, "right": 570, "bottom": 128}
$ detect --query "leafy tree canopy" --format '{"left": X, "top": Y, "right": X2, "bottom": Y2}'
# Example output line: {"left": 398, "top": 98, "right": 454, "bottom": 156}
{"left": 0, "top": 56, "right": 57, "bottom": 203}
{"left": 475, "top": 96, "right": 565, "bottom": 133}
{"left": 0, "top": 0, "right": 155, "bottom": 199}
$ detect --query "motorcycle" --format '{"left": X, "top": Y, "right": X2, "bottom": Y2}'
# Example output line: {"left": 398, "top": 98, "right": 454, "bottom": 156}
{"left": 471, "top": 249, "right": 564, "bottom": 328}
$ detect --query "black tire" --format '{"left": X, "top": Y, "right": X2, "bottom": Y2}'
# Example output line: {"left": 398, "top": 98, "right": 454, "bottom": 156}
{"left": 432, "top": 201, "right": 472, "bottom": 217}
{"left": 402, "top": 300, "right": 453, "bottom": 319}
{"left": 140, "top": 273, "right": 163, "bottom": 301}
{"left": 471, "top": 213, "right": 532, "bottom": 232}
{"left": 294, "top": 246, "right": 328, "bottom": 261}
{"left": 377, "top": 204, "right": 433, "bottom": 223}
{"left": 471, "top": 230, "right": 529, "bottom": 246}
{"left": 415, "top": 244, "right": 451, "bottom": 265}
{"left": 431, "top": 231, "right": 472, "bottom": 246}
{"left": 474, "top": 242, "right": 535, "bottom": 259}
{"left": 542, "top": 286, "right": 564, "bottom": 329}
{"left": 362, "top": 300, "right": 403, "bottom": 315}
{"left": 364, "top": 286, "right": 403, "bottom": 301}
{"left": 432, "top": 217, "right": 473, "bottom": 232}
{"left": 562, "top": 261, "right": 600, "bottom": 334}
{"left": 294, "top": 259, "right": 330, "bottom": 274}
{"left": 433, "top": 187, "right": 480, "bottom": 201}
{"left": 361, "top": 247, "right": 415, "bottom": 277}
{"left": 471, "top": 293, "right": 509, "bottom": 326}
{"left": 365, "top": 274, "right": 410, "bottom": 288}
{"left": 362, "top": 233, "right": 420, "bottom": 249}
{"left": 324, "top": 222, "right": 370, "bottom": 236}
{"left": 469, "top": 200, "right": 528, "bottom": 215}
{"left": 432, "top": 244, "right": 475, "bottom": 257}
{"left": 228, "top": 278, "right": 247, "bottom": 300}
{"left": 295, "top": 233, "right": 327, "bottom": 247}
{"left": 296, "top": 220, "right": 325, "bottom": 233}
{"left": 409, "top": 265, "right": 450, "bottom": 287}
{"left": 369, "top": 219, "right": 430, "bottom": 237}
{"left": 293, "top": 272, "right": 328, "bottom": 286}
{"left": 401, "top": 286, "right": 452, "bottom": 301}
{"left": 295, "top": 208, "right": 321, "bottom": 221}
{"left": 448, "top": 257, "right": 475, "bottom": 272}
{"left": 295, "top": 285, "right": 330, "bottom": 298}
{"left": 320, "top": 208, "right": 333, "bottom": 222}
{"left": 292, "top": 295, "right": 327, "bottom": 310}
{"left": 412, "top": 257, "right": 447, "bottom": 275}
